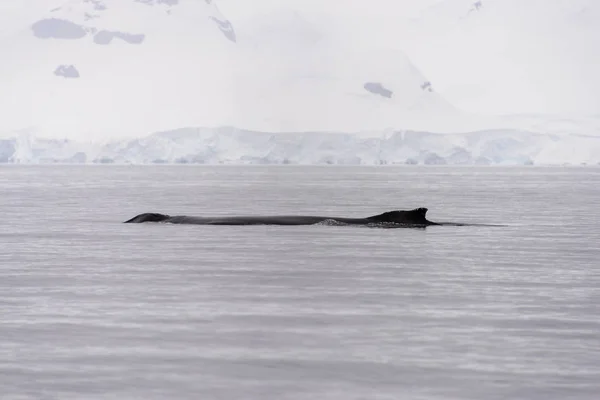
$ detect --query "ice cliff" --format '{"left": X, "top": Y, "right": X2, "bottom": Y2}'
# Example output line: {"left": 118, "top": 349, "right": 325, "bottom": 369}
{"left": 3, "top": 127, "right": 599, "bottom": 166}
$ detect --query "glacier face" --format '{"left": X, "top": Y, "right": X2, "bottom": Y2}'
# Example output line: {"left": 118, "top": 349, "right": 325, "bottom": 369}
{"left": 2, "top": 127, "right": 599, "bottom": 166}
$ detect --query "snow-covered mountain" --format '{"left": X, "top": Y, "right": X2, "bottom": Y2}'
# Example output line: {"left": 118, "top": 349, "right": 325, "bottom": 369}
{"left": 254, "top": 0, "right": 600, "bottom": 116}
{"left": 0, "top": 0, "right": 239, "bottom": 140}
{"left": 0, "top": 0, "right": 458, "bottom": 141}
{"left": 0, "top": 0, "right": 599, "bottom": 164}
{"left": 396, "top": 0, "right": 600, "bottom": 116}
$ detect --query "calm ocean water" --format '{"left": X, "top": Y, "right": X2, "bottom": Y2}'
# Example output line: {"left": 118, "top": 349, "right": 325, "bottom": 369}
{"left": 1, "top": 165, "right": 599, "bottom": 400}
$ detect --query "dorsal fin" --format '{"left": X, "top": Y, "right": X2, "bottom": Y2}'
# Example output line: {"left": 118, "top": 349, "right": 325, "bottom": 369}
{"left": 124, "top": 213, "right": 170, "bottom": 223}
{"left": 366, "top": 208, "right": 431, "bottom": 224}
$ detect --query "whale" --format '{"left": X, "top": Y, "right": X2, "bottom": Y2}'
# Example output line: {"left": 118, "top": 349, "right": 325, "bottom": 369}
{"left": 123, "top": 208, "right": 499, "bottom": 228}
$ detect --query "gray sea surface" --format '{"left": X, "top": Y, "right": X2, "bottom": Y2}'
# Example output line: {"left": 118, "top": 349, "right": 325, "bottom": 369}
{"left": 1, "top": 165, "right": 599, "bottom": 400}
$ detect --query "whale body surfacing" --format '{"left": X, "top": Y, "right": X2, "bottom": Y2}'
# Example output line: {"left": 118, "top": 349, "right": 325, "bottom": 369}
{"left": 123, "top": 208, "right": 442, "bottom": 227}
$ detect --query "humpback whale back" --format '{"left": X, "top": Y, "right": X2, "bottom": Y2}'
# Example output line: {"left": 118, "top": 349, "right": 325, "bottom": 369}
{"left": 123, "top": 208, "right": 502, "bottom": 227}
{"left": 123, "top": 207, "right": 446, "bottom": 227}
{"left": 366, "top": 207, "right": 435, "bottom": 225}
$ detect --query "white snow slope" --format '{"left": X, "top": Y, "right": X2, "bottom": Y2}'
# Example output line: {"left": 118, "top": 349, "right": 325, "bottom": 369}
{"left": 0, "top": 0, "right": 599, "bottom": 165}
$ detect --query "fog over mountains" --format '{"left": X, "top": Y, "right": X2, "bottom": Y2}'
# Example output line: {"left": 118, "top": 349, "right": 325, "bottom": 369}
{"left": 1, "top": 0, "right": 599, "bottom": 165}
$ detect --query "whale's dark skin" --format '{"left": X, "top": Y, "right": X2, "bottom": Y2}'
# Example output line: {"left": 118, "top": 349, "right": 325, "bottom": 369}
{"left": 123, "top": 208, "right": 499, "bottom": 228}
